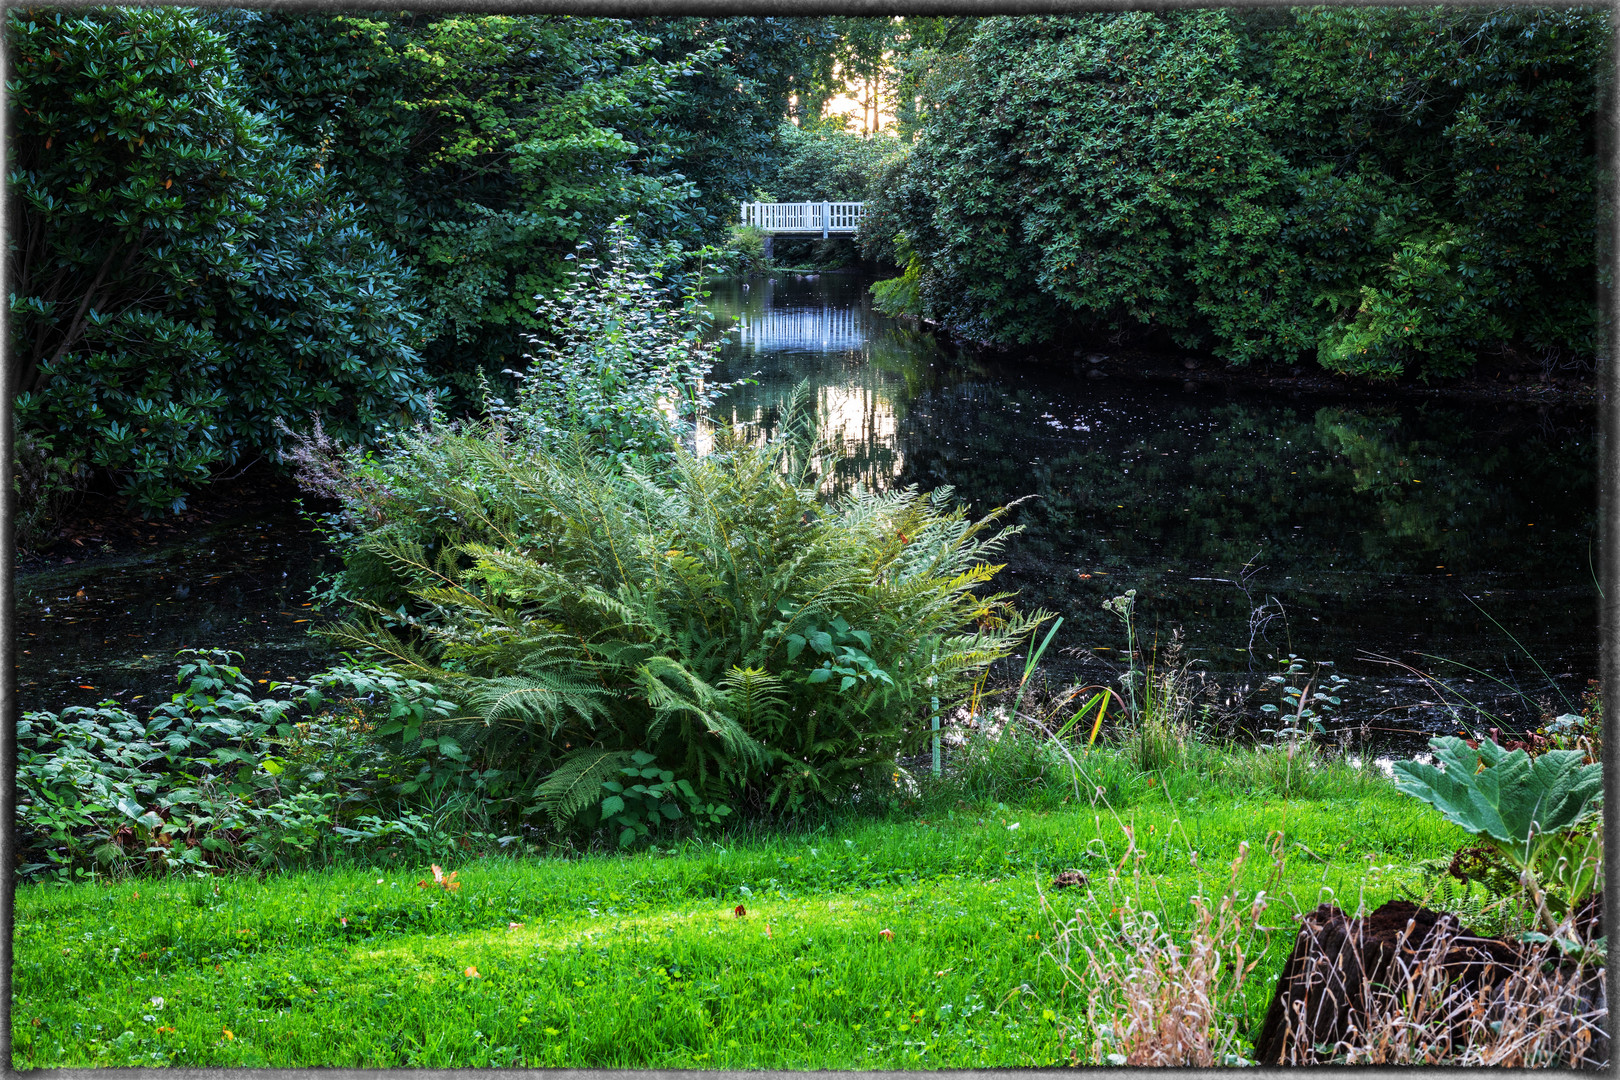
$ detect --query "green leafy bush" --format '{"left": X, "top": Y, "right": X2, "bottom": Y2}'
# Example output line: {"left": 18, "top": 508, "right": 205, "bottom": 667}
{"left": 511, "top": 225, "right": 721, "bottom": 466}
{"left": 8, "top": 7, "right": 431, "bottom": 514}
{"left": 874, "top": 9, "right": 1603, "bottom": 377}
{"left": 15, "top": 650, "right": 475, "bottom": 879}
{"left": 1393, "top": 735, "right": 1602, "bottom": 930}
{"left": 316, "top": 392, "right": 1049, "bottom": 827}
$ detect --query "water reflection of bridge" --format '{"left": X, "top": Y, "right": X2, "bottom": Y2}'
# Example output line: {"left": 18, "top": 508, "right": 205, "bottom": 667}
{"left": 705, "top": 277, "right": 905, "bottom": 490}
{"left": 732, "top": 301, "right": 869, "bottom": 355}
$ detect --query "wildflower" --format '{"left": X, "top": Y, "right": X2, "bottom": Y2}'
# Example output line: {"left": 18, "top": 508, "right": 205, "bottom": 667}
{"left": 465, "top": 966, "right": 481, "bottom": 978}
{"left": 340, "top": 917, "right": 348, "bottom": 927}
{"left": 149, "top": 997, "right": 164, "bottom": 1010}
{"left": 734, "top": 904, "right": 747, "bottom": 918}
{"left": 222, "top": 1029, "right": 234, "bottom": 1041}
{"left": 879, "top": 928, "right": 895, "bottom": 941}
{"left": 508, "top": 922, "right": 524, "bottom": 931}
{"left": 1007, "top": 822, "right": 1020, "bottom": 830}
{"left": 155, "top": 1026, "right": 176, "bottom": 1035}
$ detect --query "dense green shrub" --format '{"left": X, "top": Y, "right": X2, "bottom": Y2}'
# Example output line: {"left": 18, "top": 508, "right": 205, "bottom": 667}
{"left": 312, "top": 396, "right": 1048, "bottom": 825}
{"left": 8, "top": 7, "right": 430, "bottom": 514}
{"left": 872, "top": 9, "right": 1604, "bottom": 378}
{"left": 219, "top": 13, "right": 833, "bottom": 396}
{"left": 1270, "top": 7, "right": 1602, "bottom": 378}
{"left": 217, "top": 11, "right": 714, "bottom": 397}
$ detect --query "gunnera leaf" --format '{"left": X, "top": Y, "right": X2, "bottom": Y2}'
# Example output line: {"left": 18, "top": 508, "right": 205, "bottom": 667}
{"left": 1392, "top": 735, "right": 1602, "bottom": 848}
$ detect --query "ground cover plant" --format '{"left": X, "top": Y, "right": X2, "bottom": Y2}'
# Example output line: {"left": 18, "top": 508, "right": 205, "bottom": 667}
{"left": 15, "top": 651, "right": 488, "bottom": 881}
{"left": 13, "top": 750, "right": 1471, "bottom": 1068}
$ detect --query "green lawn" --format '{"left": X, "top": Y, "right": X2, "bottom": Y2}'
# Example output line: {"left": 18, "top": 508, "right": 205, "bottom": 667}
{"left": 14, "top": 773, "right": 1469, "bottom": 1068}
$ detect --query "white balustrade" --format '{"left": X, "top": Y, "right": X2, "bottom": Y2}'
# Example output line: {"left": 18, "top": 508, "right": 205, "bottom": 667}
{"left": 739, "top": 201, "right": 866, "bottom": 236}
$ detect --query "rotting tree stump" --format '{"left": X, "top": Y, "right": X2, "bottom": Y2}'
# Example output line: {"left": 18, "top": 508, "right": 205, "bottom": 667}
{"left": 1254, "top": 897, "right": 1605, "bottom": 1066}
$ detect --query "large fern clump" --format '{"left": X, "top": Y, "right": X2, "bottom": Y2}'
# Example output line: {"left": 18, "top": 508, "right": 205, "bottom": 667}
{"left": 318, "top": 396, "right": 1047, "bottom": 828}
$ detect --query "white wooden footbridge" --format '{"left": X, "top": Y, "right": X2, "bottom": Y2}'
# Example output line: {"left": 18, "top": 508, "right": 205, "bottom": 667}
{"left": 740, "top": 201, "right": 866, "bottom": 239}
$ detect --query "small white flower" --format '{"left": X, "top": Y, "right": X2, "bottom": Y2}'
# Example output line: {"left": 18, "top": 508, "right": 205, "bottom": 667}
{"left": 149, "top": 997, "right": 164, "bottom": 1010}
{"left": 1007, "top": 822, "right": 1020, "bottom": 831}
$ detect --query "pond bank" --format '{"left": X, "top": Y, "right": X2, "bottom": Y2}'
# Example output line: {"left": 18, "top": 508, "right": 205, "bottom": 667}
{"left": 880, "top": 312, "right": 1603, "bottom": 409}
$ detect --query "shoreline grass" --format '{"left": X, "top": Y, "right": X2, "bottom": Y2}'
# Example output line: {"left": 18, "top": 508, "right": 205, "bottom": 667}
{"left": 14, "top": 748, "right": 1472, "bottom": 1068}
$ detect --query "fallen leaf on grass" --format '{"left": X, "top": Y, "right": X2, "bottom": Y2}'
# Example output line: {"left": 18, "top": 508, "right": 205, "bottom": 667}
{"left": 879, "top": 928, "right": 895, "bottom": 941}
{"left": 465, "top": 966, "right": 481, "bottom": 978}
{"left": 419, "top": 864, "right": 461, "bottom": 891}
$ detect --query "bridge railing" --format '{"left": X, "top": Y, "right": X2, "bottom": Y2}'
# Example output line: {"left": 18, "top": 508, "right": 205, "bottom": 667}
{"left": 740, "top": 201, "right": 865, "bottom": 236}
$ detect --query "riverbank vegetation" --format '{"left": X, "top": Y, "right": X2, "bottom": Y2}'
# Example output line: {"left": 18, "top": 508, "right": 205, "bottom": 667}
{"left": 862, "top": 9, "right": 1605, "bottom": 382}
{"left": 12, "top": 9, "right": 1603, "bottom": 535}
{"left": 15, "top": 637, "right": 1602, "bottom": 1066}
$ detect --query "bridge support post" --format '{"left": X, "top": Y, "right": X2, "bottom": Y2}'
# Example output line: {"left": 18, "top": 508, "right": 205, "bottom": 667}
{"left": 762, "top": 235, "right": 773, "bottom": 264}
{"left": 822, "top": 201, "right": 830, "bottom": 240}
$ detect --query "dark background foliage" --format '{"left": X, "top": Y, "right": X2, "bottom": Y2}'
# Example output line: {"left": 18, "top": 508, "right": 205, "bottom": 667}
{"left": 864, "top": 9, "right": 1604, "bottom": 379}
{"left": 9, "top": 7, "right": 430, "bottom": 515}
{"left": 9, "top": 9, "right": 1604, "bottom": 529}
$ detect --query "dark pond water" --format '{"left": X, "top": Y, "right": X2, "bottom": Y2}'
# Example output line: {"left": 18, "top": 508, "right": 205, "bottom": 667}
{"left": 18, "top": 272, "right": 1601, "bottom": 752}
{"left": 15, "top": 509, "right": 340, "bottom": 715}
{"left": 704, "top": 273, "right": 1601, "bottom": 749}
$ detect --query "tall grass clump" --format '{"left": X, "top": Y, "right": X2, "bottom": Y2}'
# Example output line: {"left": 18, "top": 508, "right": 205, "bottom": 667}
{"left": 1267, "top": 918, "right": 1607, "bottom": 1066}
{"left": 1045, "top": 840, "right": 1270, "bottom": 1066}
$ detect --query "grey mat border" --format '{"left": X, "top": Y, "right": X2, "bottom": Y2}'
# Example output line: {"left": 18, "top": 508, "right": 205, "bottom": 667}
{"left": 4, "top": 0, "right": 1617, "bottom": 1078}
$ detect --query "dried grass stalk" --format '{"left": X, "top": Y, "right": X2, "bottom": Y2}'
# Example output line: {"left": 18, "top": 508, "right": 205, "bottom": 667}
{"left": 1045, "top": 841, "right": 1269, "bottom": 1066}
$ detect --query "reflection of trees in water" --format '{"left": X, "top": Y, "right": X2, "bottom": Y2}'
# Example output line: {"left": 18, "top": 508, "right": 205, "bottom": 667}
{"left": 896, "top": 386, "right": 1597, "bottom": 674}
{"left": 703, "top": 272, "right": 1597, "bottom": 681}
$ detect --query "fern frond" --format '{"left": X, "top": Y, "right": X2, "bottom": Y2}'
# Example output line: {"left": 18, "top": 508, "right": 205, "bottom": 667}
{"left": 719, "top": 665, "right": 787, "bottom": 730}
{"left": 534, "top": 748, "right": 633, "bottom": 829}
{"left": 460, "top": 673, "right": 612, "bottom": 733}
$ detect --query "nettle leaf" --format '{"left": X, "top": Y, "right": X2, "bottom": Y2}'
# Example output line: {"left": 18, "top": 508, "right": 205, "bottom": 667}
{"left": 1392, "top": 736, "right": 1603, "bottom": 848}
